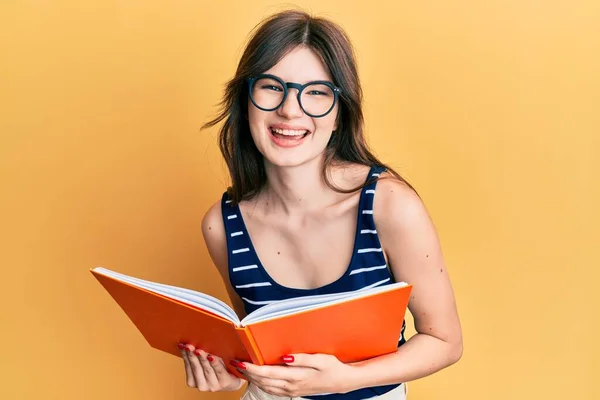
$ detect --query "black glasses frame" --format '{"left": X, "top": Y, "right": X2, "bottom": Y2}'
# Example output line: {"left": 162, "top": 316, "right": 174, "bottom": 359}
{"left": 247, "top": 74, "right": 342, "bottom": 118}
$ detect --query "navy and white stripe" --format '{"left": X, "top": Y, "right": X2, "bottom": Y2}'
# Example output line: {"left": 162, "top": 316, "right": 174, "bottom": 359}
{"left": 220, "top": 165, "right": 406, "bottom": 400}
{"left": 231, "top": 264, "right": 258, "bottom": 272}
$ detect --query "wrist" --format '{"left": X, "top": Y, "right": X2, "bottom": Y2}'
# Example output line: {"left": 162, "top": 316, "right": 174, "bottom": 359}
{"left": 232, "top": 379, "right": 247, "bottom": 392}
{"left": 339, "top": 363, "right": 366, "bottom": 393}
{"left": 226, "top": 378, "right": 246, "bottom": 392}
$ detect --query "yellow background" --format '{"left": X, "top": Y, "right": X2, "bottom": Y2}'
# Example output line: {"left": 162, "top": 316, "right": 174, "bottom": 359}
{"left": 1, "top": 1, "right": 598, "bottom": 399}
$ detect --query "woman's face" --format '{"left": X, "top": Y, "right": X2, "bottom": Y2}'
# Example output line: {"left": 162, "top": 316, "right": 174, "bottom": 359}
{"left": 247, "top": 46, "right": 339, "bottom": 168}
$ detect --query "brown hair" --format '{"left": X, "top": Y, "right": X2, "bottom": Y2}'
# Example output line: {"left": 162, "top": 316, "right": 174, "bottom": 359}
{"left": 202, "top": 9, "right": 416, "bottom": 204}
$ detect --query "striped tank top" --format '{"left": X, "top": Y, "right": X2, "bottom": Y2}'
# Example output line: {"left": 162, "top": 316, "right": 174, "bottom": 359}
{"left": 220, "top": 165, "right": 406, "bottom": 399}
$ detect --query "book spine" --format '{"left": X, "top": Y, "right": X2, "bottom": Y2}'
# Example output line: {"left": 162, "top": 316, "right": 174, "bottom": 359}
{"left": 235, "top": 326, "right": 264, "bottom": 365}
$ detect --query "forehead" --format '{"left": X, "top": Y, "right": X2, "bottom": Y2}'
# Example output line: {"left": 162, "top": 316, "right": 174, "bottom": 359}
{"left": 264, "top": 46, "right": 332, "bottom": 83}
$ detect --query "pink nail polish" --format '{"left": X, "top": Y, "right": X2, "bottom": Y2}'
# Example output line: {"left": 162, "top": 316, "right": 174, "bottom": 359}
{"left": 282, "top": 355, "right": 294, "bottom": 363}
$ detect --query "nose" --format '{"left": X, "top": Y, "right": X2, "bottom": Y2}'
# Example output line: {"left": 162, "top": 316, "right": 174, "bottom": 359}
{"left": 277, "top": 88, "right": 304, "bottom": 119}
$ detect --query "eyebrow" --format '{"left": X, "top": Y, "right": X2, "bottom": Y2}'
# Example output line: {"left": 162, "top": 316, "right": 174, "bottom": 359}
{"left": 265, "top": 74, "right": 333, "bottom": 83}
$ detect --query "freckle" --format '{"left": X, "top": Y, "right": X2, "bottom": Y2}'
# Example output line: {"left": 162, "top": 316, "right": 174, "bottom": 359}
{"left": 208, "top": 226, "right": 212, "bottom": 230}
{"left": 440, "top": 269, "right": 443, "bottom": 272}
{"left": 429, "top": 327, "right": 432, "bottom": 331}
{"left": 277, "top": 252, "right": 280, "bottom": 255}
{"left": 426, "top": 255, "right": 429, "bottom": 258}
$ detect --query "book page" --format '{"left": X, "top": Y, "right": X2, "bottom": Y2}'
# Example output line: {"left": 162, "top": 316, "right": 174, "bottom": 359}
{"left": 93, "top": 267, "right": 240, "bottom": 324}
{"left": 241, "top": 281, "right": 408, "bottom": 326}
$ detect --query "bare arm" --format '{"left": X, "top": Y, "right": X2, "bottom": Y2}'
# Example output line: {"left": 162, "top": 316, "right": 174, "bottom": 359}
{"left": 347, "top": 176, "right": 463, "bottom": 388}
{"left": 201, "top": 200, "right": 248, "bottom": 320}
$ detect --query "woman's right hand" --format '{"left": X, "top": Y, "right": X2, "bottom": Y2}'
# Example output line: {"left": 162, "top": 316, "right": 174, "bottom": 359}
{"left": 178, "top": 343, "right": 245, "bottom": 392}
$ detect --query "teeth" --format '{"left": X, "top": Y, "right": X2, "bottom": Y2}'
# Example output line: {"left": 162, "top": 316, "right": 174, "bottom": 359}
{"left": 271, "top": 128, "right": 308, "bottom": 136}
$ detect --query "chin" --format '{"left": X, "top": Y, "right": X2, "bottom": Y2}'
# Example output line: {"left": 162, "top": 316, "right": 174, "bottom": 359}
{"left": 265, "top": 155, "right": 310, "bottom": 168}
{"left": 263, "top": 150, "right": 324, "bottom": 169}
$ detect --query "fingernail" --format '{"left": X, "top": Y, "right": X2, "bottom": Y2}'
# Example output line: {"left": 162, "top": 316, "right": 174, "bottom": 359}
{"left": 229, "top": 360, "right": 246, "bottom": 370}
{"left": 194, "top": 349, "right": 201, "bottom": 356}
{"left": 207, "top": 355, "right": 214, "bottom": 362}
{"left": 185, "top": 345, "right": 193, "bottom": 352}
{"left": 177, "top": 343, "right": 186, "bottom": 350}
{"left": 282, "top": 355, "right": 294, "bottom": 363}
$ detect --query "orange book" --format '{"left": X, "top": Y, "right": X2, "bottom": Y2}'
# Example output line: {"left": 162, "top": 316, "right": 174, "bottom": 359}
{"left": 90, "top": 267, "right": 412, "bottom": 374}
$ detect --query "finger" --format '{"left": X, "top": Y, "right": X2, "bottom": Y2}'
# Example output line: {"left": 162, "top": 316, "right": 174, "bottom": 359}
{"left": 240, "top": 362, "right": 297, "bottom": 389}
{"left": 212, "top": 356, "right": 246, "bottom": 390}
{"left": 211, "top": 355, "right": 238, "bottom": 382}
{"left": 195, "top": 349, "right": 220, "bottom": 389}
{"left": 178, "top": 343, "right": 196, "bottom": 388}
{"left": 282, "top": 353, "right": 335, "bottom": 369}
{"left": 239, "top": 362, "right": 294, "bottom": 381}
{"left": 247, "top": 375, "right": 290, "bottom": 389}
{"left": 186, "top": 344, "right": 208, "bottom": 391}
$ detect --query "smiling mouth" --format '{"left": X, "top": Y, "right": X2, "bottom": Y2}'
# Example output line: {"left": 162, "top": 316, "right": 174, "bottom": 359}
{"left": 269, "top": 127, "right": 311, "bottom": 140}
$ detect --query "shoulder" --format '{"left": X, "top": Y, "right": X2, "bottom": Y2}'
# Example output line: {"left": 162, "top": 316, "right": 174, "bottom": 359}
{"left": 374, "top": 172, "right": 448, "bottom": 289}
{"left": 373, "top": 172, "right": 434, "bottom": 238}
{"left": 201, "top": 197, "right": 225, "bottom": 240}
{"left": 201, "top": 197, "right": 228, "bottom": 277}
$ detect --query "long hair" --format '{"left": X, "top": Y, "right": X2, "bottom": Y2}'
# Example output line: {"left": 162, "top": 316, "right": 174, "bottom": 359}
{"left": 202, "top": 9, "right": 417, "bottom": 204}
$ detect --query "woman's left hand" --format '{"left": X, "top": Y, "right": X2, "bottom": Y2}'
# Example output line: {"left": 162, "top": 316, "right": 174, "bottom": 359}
{"left": 233, "top": 354, "right": 355, "bottom": 397}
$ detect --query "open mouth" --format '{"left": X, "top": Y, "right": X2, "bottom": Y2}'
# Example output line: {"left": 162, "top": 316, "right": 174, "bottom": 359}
{"left": 269, "top": 127, "right": 311, "bottom": 144}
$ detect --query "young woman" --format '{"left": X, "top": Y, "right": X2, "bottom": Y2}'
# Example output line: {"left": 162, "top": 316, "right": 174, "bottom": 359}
{"left": 178, "top": 9, "right": 462, "bottom": 400}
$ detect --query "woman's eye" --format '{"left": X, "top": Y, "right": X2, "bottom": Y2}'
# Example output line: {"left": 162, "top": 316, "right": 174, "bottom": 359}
{"left": 261, "top": 85, "right": 283, "bottom": 92}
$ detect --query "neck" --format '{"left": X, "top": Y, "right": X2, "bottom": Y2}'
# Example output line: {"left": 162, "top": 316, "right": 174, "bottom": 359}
{"left": 261, "top": 157, "right": 336, "bottom": 215}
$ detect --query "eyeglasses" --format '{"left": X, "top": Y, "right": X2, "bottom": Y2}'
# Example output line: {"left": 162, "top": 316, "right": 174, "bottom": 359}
{"left": 247, "top": 74, "right": 342, "bottom": 118}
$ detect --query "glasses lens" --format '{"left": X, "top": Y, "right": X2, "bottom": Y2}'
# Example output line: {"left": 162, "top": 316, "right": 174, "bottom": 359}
{"left": 300, "top": 83, "right": 335, "bottom": 116}
{"left": 251, "top": 77, "right": 285, "bottom": 110}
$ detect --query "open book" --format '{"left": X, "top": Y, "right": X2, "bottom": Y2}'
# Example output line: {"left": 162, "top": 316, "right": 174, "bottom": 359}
{"left": 91, "top": 267, "right": 412, "bottom": 372}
